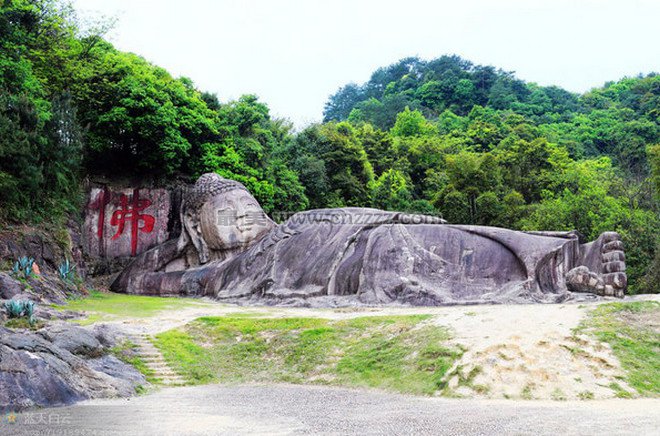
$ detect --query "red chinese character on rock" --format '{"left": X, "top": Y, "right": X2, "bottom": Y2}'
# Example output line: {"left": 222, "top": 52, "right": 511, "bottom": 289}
{"left": 110, "top": 189, "right": 155, "bottom": 256}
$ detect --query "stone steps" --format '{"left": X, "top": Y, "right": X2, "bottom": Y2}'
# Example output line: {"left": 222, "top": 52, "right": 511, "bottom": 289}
{"left": 125, "top": 334, "right": 186, "bottom": 386}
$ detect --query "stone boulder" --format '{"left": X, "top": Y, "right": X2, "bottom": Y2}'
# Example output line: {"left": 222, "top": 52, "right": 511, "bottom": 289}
{"left": 86, "top": 355, "right": 146, "bottom": 397}
{"left": 38, "top": 323, "right": 104, "bottom": 358}
{"left": 91, "top": 323, "right": 128, "bottom": 348}
{"left": 0, "top": 325, "right": 146, "bottom": 411}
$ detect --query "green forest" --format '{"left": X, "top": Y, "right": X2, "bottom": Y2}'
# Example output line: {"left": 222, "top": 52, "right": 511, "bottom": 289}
{"left": 1, "top": 0, "right": 659, "bottom": 293}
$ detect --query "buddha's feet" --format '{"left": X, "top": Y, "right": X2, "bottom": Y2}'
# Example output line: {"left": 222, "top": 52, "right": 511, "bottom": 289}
{"left": 566, "top": 232, "right": 626, "bottom": 298}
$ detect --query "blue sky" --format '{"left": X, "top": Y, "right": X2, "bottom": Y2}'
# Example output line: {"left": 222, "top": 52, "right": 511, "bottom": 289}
{"left": 72, "top": 0, "right": 660, "bottom": 127}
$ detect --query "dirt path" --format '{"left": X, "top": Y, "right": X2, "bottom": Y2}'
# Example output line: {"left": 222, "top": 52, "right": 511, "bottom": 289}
{"left": 99, "top": 295, "right": 653, "bottom": 333}
{"left": 98, "top": 294, "right": 659, "bottom": 400}
{"left": 12, "top": 384, "right": 660, "bottom": 436}
{"left": 434, "top": 303, "right": 630, "bottom": 399}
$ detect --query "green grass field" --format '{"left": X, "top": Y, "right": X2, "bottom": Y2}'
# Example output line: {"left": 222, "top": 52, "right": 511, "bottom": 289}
{"left": 153, "top": 315, "right": 463, "bottom": 395}
{"left": 53, "top": 291, "right": 206, "bottom": 324}
{"left": 578, "top": 301, "right": 660, "bottom": 397}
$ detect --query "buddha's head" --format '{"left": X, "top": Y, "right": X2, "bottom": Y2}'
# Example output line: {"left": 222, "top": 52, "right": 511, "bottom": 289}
{"left": 179, "top": 173, "right": 276, "bottom": 264}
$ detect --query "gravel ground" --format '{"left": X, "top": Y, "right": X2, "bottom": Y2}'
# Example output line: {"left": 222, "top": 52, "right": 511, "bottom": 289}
{"left": 9, "top": 384, "right": 660, "bottom": 436}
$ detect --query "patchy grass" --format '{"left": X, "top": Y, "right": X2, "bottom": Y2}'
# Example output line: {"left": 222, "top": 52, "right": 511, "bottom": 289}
{"left": 609, "top": 382, "right": 634, "bottom": 399}
{"left": 578, "top": 301, "right": 659, "bottom": 397}
{"left": 551, "top": 388, "right": 567, "bottom": 401}
{"left": 521, "top": 383, "right": 535, "bottom": 400}
{"left": 441, "top": 364, "right": 487, "bottom": 397}
{"left": 153, "top": 315, "right": 462, "bottom": 395}
{"left": 52, "top": 291, "right": 206, "bottom": 324}
{"left": 3, "top": 318, "right": 44, "bottom": 330}
{"left": 578, "top": 390, "right": 595, "bottom": 400}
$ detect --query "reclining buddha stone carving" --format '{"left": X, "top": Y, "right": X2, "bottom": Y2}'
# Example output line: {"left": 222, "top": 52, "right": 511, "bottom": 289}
{"left": 111, "top": 173, "right": 627, "bottom": 306}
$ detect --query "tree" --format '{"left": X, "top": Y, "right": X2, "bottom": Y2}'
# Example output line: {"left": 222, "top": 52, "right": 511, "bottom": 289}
{"left": 390, "top": 107, "right": 436, "bottom": 137}
{"left": 475, "top": 191, "right": 503, "bottom": 226}
{"left": 356, "top": 123, "right": 395, "bottom": 176}
{"left": 0, "top": 94, "right": 43, "bottom": 220}
{"left": 494, "top": 137, "right": 568, "bottom": 202}
{"left": 323, "top": 83, "right": 364, "bottom": 122}
{"left": 372, "top": 169, "right": 413, "bottom": 211}
{"left": 77, "top": 47, "right": 217, "bottom": 176}
{"left": 649, "top": 144, "right": 660, "bottom": 201}
{"left": 640, "top": 144, "right": 660, "bottom": 293}
{"left": 436, "top": 189, "right": 470, "bottom": 224}
{"left": 287, "top": 122, "right": 374, "bottom": 208}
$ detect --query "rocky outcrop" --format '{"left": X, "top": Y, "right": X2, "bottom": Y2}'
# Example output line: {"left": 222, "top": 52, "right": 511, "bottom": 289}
{"left": 0, "top": 219, "right": 84, "bottom": 278}
{"left": 38, "top": 324, "right": 104, "bottom": 358}
{"left": 0, "top": 222, "right": 86, "bottom": 303}
{"left": 0, "top": 323, "right": 145, "bottom": 411}
{"left": 0, "top": 271, "right": 82, "bottom": 305}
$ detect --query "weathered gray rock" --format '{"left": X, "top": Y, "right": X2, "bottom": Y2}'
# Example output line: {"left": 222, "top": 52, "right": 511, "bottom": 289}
{"left": 0, "top": 272, "right": 79, "bottom": 305}
{"left": 34, "top": 304, "right": 82, "bottom": 322}
{"left": 0, "top": 274, "right": 22, "bottom": 300}
{"left": 112, "top": 173, "right": 627, "bottom": 306}
{"left": 0, "top": 325, "right": 146, "bottom": 411}
{"left": 83, "top": 186, "right": 172, "bottom": 259}
{"left": 91, "top": 323, "right": 126, "bottom": 348}
{"left": 38, "top": 323, "right": 103, "bottom": 358}
{"left": 86, "top": 355, "right": 145, "bottom": 397}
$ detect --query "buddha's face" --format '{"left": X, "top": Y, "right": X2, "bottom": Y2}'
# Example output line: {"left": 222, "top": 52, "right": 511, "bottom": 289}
{"left": 190, "top": 189, "right": 274, "bottom": 257}
{"left": 201, "top": 190, "right": 273, "bottom": 249}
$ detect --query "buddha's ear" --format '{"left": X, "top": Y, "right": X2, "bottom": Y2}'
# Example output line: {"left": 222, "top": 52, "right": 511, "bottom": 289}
{"left": 179, "top": 208, "right": 210, "bottom": 264}
{"left": 177, "top": 202, "right": 191, "bottom": 253}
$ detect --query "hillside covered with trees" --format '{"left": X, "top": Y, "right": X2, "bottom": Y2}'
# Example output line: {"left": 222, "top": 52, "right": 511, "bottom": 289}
{"left": 1, "top": 0, "right": 659, "bottom": 292}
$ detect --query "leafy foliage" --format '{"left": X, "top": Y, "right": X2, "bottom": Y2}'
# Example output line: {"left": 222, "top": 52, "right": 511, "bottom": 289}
{"left": 315, "top": 58, "right": 660, "bottom": 292}
{"left": 0, "top": 0, "right": 307, "bottom": 220}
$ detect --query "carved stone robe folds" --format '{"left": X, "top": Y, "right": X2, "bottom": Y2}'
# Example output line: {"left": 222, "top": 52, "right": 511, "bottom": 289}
{"left": 113, "top": 206, "right": 626, "bottom": 306}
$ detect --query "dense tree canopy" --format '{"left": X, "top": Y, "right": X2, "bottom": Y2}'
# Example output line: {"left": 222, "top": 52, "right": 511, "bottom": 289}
{"left": 0, "top": 1, "right": 659, "bottom": 293}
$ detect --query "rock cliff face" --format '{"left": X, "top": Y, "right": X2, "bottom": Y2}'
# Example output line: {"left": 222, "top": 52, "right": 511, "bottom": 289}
{"left": 0, "top": 323, "right": 145, "bottom": 411}
{"left": 0, "top": 222, "right": 84, "bottom": 278}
